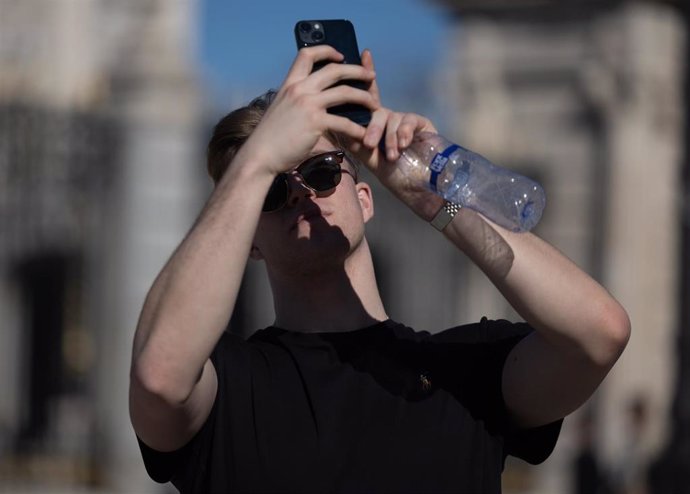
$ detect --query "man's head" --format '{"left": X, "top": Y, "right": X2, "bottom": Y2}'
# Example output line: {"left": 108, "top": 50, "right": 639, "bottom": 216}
{"left": 208, "top": 91, "right": 374, "bottom": 277}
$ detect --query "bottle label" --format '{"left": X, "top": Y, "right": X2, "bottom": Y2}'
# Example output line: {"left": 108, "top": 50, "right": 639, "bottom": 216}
{"left": 429, "top": 144, "right": 459, "bottom": 193}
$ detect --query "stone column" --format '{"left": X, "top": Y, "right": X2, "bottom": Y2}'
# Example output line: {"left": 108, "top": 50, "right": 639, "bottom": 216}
{"left": 95, "top": 0, "right": 203, "bottom": 490}
{"left": 595, "top": 1, "right": 684, "bottom": 476}
{"left": 433, "top": 1, "right": 685, "bottom": 492}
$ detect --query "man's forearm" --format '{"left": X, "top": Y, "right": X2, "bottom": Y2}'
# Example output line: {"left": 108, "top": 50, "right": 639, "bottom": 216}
{"left": 443, "top": 208, "right": 629, "bottom": 366}
{"left": 441, "top": 208, "right": 629, "bottom": 426}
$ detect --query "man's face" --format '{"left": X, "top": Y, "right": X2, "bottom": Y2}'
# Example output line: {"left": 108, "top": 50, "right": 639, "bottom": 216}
{"left": 251, "top": 136, "right": 374, "bottom": 276}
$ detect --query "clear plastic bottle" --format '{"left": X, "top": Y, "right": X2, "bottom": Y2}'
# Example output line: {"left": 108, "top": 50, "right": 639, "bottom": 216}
{"left": 397, "top": 132, "right": 546, "bottom": 232}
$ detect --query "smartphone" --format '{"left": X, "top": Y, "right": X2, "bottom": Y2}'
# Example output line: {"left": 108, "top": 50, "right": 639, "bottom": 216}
{"left": 294, "top": 19, "right": 372, "bottom": 126}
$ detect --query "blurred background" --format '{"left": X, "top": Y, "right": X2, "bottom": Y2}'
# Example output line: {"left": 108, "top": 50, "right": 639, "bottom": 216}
{"left": 0, "top": 0, "right": 688, "bottom": 492}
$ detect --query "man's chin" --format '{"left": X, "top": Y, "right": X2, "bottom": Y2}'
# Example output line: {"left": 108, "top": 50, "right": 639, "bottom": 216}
{"left": 283, "top": 237, "right": 354, "bottom": 273}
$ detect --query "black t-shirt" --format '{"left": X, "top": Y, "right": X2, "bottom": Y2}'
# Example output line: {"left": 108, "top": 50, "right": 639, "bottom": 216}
{"left": 138, "top": 318, "right": 562, "bottom": 493}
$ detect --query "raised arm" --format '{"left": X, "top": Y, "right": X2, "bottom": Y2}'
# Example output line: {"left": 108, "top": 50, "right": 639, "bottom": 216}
{"left": 359, "top": 114, "right": 629, "bottom": 428}
{"left": 129, "top": 45, "right": 378, "bottom": 452}
{"left": 350, "top": 52, "right": 629, "bottom": 428}
{"left": 443, "top": 211, "right": 630, "bottom": 428}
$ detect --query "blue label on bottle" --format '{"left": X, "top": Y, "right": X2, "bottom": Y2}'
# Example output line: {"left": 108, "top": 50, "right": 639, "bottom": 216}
{"left": 429, "top": 144, "right": 459, "bottom": 193}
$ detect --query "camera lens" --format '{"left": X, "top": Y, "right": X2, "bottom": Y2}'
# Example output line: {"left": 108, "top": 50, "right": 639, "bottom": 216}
{"left": 299, "top": 22, "right": 312, "bottom": 33}
{"left": 312, "top": 31, "right": 324, "bottom": 41}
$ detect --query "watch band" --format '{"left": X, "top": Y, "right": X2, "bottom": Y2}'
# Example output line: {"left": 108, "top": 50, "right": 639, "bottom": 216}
{"left": 430, "top": 201, "right": 462, "bottom": 231}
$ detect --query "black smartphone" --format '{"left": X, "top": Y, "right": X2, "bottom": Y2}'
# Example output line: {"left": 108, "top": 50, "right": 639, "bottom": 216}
{"left": 294, "top": 19, "right": 372, "bottom": 127}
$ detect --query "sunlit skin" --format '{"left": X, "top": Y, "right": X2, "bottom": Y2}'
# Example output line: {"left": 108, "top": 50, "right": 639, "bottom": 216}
{"left": 251, "top": 137, "right": 369, "bottom": 271}
{"left": 251, "top": 135, "right": 386, "bottom": 333}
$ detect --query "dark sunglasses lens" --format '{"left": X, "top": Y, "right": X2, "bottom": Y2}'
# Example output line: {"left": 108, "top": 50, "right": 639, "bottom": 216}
{"left": 262, "top": 175, "right": 288, "bottom": 212}
{"left": 262, "top": 153, "right": 345, "bottom": 212}
{"left": 300, "top": 156, "right": 342, "bottom": 191}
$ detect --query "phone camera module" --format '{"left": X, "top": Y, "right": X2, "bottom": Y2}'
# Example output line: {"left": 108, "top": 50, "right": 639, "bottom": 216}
{"left": 297, "top": 20, "right": 326, "bottom": 46}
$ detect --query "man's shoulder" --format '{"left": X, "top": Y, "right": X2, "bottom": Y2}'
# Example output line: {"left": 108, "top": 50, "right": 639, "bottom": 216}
{"left": 429, "top": 317, "right": 533, "bottom": 345}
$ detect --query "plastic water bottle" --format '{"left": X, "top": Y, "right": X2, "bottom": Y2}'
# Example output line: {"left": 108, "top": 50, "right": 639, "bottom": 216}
{"left": 397, "top": 132, "right": 545, "bottom": 232}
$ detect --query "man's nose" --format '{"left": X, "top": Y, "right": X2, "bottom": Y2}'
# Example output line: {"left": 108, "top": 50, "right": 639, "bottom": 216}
{"left": 284, "top": 173, "right": 315, "bottom": 208}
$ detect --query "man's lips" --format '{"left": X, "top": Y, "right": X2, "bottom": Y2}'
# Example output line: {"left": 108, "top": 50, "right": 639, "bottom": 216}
{"left": 290, "top": 207, "right": 327, "bottom": 230}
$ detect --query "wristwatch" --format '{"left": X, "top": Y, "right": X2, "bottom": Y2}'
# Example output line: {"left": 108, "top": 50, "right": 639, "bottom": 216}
{"left": 430, "top": 201, "right": 462, "bottom": 231}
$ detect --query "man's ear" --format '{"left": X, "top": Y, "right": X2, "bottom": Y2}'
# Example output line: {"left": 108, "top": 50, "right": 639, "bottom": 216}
{"left": 249, "top": 245, "right": 264, "bottom": 261}
{"left": 356, "top": 182, "right": 374, "bottom": 223}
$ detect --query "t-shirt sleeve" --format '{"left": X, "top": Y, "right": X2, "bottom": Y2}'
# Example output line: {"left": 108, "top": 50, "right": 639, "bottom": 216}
{"left": 430, "top": 317, "right": 563, "bottom": 465}
{"left": 137, "top": 435, "right": 195, "bottom": 484}
{"left": 134, "top": 330, "right": 248, "bottom": 489}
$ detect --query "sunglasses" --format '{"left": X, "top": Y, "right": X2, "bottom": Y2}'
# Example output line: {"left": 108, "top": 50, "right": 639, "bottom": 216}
{"left": 262, "top": 150, "right": 356, "bottom": 212}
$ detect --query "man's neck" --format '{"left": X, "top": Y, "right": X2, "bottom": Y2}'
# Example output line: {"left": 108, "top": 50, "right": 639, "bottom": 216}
{"left": 268, "top": 240, "right": 388, "bottom": 333}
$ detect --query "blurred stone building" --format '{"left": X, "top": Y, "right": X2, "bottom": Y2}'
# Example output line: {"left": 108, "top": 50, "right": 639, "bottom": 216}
{"left": 0, "top": 0, "right": 203, "bottom": 491}
{"left": 431, "top": 0, "right": 687, "bottom": 493}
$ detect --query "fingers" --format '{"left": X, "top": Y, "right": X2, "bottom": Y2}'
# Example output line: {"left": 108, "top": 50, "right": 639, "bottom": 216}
{"left": 361, "top": 49, "right": 382, "bottom": 103}
{"left": 280, "top": 46, "right": 378, "bottom": 123}
{"left": 383, "top": 113, "right": 405, "bottom": 161}
{"left": 322, "top": 114, "right": 368, "bottom": 141}
{"left": 397, "top": 113, "right": 431, "bottom": 148}
{"left": 314, "top": 84, "right": 379, "bottom": 112}
{"left": 382, "top": 114, "right": 423, "bottom": 161}
{"left": 282, "top": 46, "right": 344, "bottom": 86}
{"left": 363, "top": 108, "right": 389, "bottom": 148}
{"left": 364, "top": 111, "right": 438, "bottom": 161}
{"left": 283, "top": 46, "right": 377, "bottom": 93}
{"left": 306, "top": 62, "right": 376, "bottom": 92}
{"left": 362, "top": 108, "right": 403, "bottom": 159}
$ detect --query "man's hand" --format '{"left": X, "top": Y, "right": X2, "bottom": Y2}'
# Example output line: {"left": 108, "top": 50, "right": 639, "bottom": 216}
{"left": 342, "top": 50, "right": 444, "bottom": 221}
{"left": 238, "top": 45, "right": 378, "bottom": 180}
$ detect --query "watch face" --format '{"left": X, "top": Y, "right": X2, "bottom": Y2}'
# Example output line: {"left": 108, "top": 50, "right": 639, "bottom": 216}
{"left": 431, "top": 202, "right": 459, "bottom": 231}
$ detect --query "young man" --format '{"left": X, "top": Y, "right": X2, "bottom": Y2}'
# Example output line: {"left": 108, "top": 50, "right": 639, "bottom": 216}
{"left": 130, "top": 46, "right": 630, "bottom": 493}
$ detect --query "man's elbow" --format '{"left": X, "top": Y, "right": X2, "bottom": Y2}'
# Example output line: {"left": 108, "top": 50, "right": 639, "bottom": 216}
{"left": 594, "top": 300, "right": 631, "bottom": 368}
{"left": 131, "top": 354, "right": 196, "bottom": 407}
